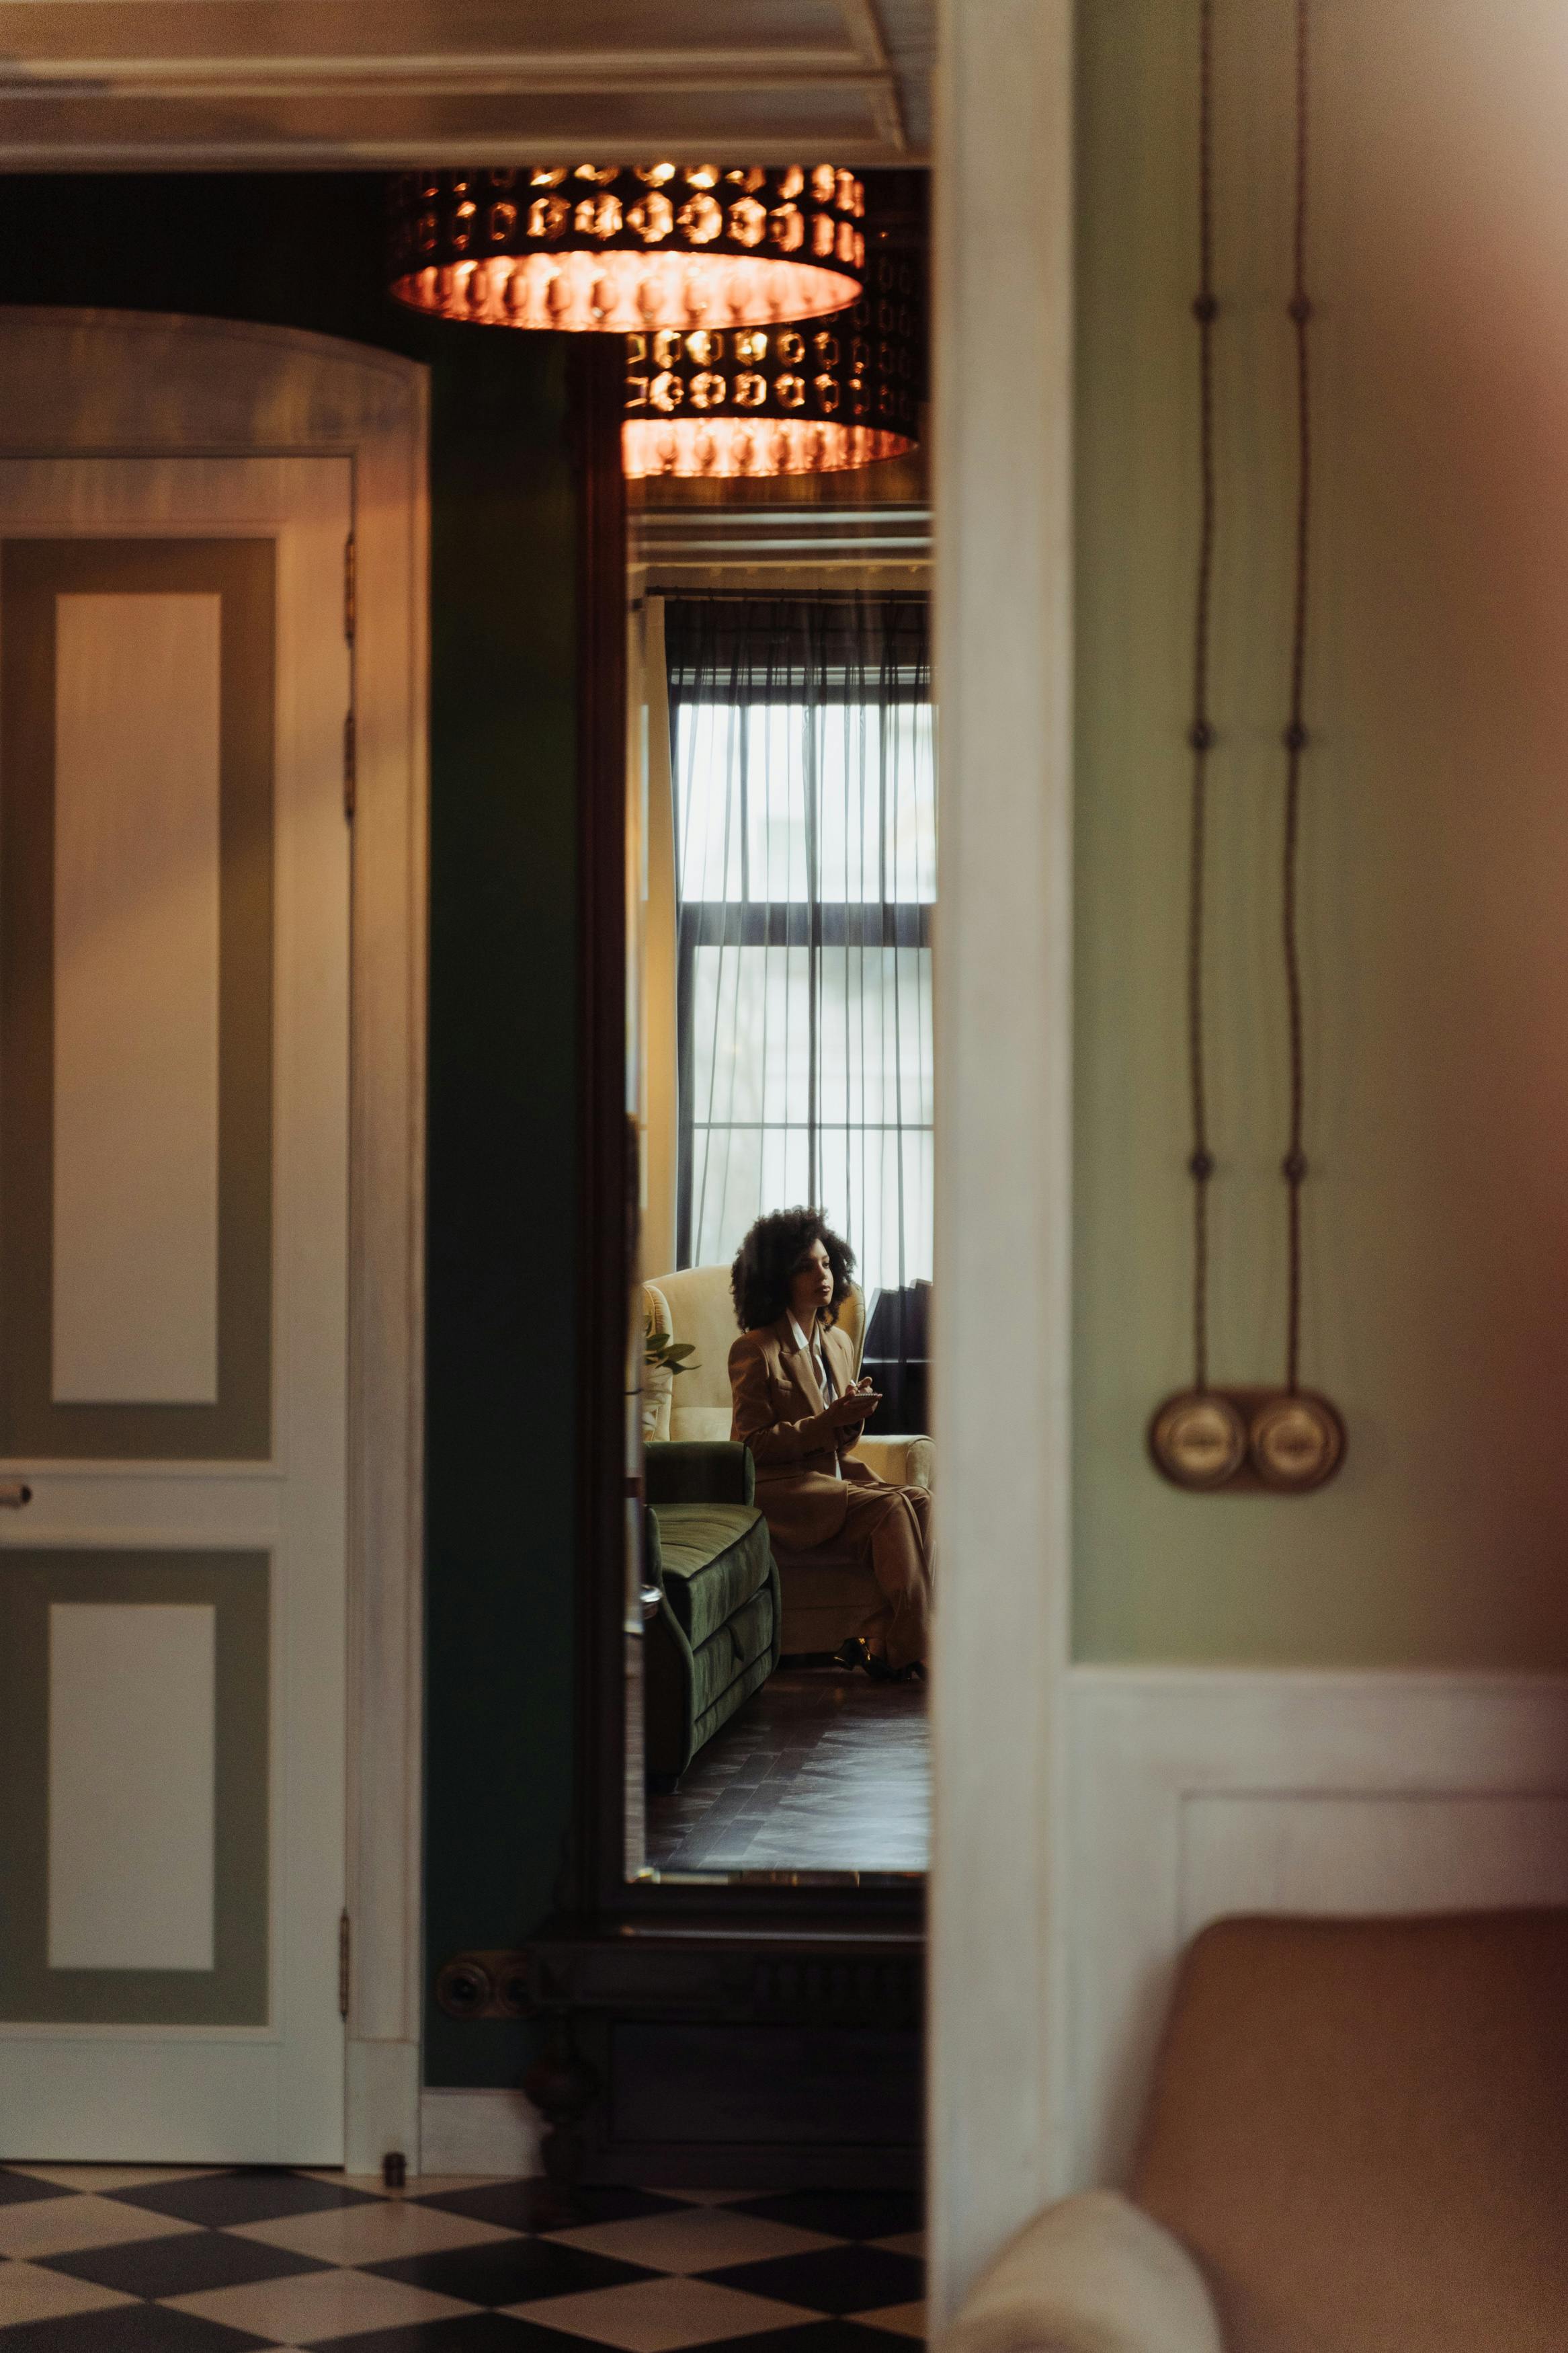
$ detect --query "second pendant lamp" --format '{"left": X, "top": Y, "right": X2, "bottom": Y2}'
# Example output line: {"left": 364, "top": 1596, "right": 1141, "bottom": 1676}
{"left": 622, "top": 244, "right": 921, "bottom": 481}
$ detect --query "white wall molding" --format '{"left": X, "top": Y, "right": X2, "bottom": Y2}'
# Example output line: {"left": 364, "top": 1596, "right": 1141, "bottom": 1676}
{"left": 1067, "top": 1667, "right": 1568, "bottom": 2193}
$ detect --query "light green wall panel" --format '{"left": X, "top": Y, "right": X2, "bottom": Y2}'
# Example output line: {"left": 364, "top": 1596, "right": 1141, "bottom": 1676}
{"left": 1073, "top": 0, "right": 1568, "bottom": 1667}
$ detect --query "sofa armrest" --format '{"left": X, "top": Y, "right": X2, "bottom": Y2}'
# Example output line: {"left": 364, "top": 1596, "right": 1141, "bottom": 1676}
{"left": 645, "top": 1439, "right": 756, "bottom": 1509}
{"left": 939, "top": 2192, "right": 1223, "bottom": 2353}
{"left": 643, "top": 1507, "right": 664, "bottom": 1596}
{"left": 849, "top": 1433, "right": 933, "bottom": 1490}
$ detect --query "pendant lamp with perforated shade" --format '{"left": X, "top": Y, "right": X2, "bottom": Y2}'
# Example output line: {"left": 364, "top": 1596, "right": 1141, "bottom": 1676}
{"left": 388, "top": 165, "right": 866, "bottom": 333}
{"left": 622, "top": 244, "right": 921, "bottom": 479}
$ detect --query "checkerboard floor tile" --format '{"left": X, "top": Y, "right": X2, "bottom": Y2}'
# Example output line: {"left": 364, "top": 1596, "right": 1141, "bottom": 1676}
{"left": 699, "top": 2248, "right": 923, "bottom": 2319}
{"left": 855, "top": 2305, "right": 924, "bottom": 2338}
{"left": 0, "top": 2169, "right": 925, "bottom": 2350}
{"left": 543, "top": 2212, "right": 836, "bottom": 2276}
{"left": 0, "top": 2179, "right": 70, "bottom": 2211}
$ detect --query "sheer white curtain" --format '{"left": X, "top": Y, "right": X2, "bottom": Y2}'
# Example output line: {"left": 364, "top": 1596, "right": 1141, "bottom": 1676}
{"left": 665, "top": 595, "right": 934, "bottom": 1314}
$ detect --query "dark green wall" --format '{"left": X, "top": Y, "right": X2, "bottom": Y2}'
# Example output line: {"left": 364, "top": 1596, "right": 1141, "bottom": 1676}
{"left": 1, "top": 174, "right": 580, "bottom": 2086}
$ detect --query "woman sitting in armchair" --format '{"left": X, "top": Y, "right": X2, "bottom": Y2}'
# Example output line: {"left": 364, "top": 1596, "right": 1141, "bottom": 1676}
{"left": 727, "top": 1207, "right": 932, "bottom": 1679}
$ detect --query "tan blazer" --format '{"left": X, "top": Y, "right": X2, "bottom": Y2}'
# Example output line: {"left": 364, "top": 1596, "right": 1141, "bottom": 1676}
{"left": 727, "top": 1314, "right": 880, "bottom": 1552}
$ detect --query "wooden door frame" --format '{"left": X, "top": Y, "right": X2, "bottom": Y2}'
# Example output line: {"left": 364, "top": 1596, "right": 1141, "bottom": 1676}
{"left": 0, "top": 307, "right": 430, "bottom": 2174}
{"left": 927, "top": 0, "right": 1076, "bottom": 2321}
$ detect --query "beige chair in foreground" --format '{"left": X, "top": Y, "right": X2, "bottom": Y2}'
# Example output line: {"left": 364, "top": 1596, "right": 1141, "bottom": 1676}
{"left": 941, "top": 1908, "right": 1568, "bottom": 2353}
{"left": 642, "top": 1263, "right": 933, "bottom": 1655}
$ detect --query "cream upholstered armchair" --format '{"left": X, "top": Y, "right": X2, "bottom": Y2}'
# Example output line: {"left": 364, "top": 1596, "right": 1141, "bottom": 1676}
{"left": 940, "top": 1909, "right": 1568, "bottom": 2353}
{"left": 641, "top": 1263, "right": 933, "bottom": 1654}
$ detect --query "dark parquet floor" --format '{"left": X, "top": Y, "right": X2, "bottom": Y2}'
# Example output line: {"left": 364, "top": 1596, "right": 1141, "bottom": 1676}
{"left": 645, "top": 1667, "right": 928, "bottom": 1875}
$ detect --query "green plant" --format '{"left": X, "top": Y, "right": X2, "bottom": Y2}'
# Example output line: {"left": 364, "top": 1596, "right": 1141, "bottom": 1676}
{"left": 644, "top": 1322, "right": 698, "bottom": 1380}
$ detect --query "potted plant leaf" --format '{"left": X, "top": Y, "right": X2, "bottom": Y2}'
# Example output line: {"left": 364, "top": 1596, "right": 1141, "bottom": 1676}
{"left": 641, "top": 1298, "right": 698, "bottom": 1440}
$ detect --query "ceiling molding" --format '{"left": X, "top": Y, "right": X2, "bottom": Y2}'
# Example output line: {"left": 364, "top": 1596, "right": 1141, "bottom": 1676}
{"left": 0, "top": 2, "right": 929, "bottom": 169}
{"left": 634, "top": 505, "right": 931, "bottom": 574}
{"left": 0, "top": 51, "right": 891, "bottom": 93}
{"left": 831, "top": 0, "right": 906, "bottom": 151}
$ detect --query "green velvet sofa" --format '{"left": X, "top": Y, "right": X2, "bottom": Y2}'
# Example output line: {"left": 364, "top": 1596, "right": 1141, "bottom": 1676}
{"left": 643, "top": 1439, "right": 780, "bottom": 1786}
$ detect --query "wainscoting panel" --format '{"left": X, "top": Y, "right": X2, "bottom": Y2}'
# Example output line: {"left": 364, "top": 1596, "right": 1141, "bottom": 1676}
{"left": 1067, "top": 1669, "right": 1568, "bottom": 2190}
{"left": 1180, "top": 1790, "right": 1568, "bottom": 1936}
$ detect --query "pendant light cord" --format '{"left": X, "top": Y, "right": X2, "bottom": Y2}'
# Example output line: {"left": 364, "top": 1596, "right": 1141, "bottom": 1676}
{"left": 1281, "top": 0, "right": 1313, "bottom": 1394}
{"left": 1186, "top": 0, "right": 1219, "bottom": 1394}
{"left": 1186, "top": 0, "right": 1315, "bottom": 1402}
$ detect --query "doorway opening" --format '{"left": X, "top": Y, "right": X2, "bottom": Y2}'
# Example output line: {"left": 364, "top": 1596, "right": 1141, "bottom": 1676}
{"left": 623, "top": 173, "right": 933, "bottom": 1885}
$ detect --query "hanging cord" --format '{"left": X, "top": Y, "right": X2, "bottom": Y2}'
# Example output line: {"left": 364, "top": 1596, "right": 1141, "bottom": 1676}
{"left": 1281, "top": 0, "right": 1313, "bottom": 1392}
{"left": 1186, "top": 0, "right": 1219, "bottom": 1392}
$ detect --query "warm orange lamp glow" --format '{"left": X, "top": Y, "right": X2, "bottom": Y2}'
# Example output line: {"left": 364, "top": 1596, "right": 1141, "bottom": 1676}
{"left": 622, "top": 250, "right": 922, "bottom": 479}
{"left": 624, "top": 418, "right": 911, "bottom": 481}
{"left": 388, "top": 166, "right": 866, "bottom": 333}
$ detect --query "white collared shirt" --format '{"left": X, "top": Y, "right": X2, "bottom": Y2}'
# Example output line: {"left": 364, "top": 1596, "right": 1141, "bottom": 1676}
{"left": 789, "top": 1313, "right": 842, "bottom": 1479}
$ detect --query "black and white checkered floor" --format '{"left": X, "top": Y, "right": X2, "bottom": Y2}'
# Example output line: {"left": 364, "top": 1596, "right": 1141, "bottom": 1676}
{"left": 0, "top": 2169, "right": 924, "bottom": 2352}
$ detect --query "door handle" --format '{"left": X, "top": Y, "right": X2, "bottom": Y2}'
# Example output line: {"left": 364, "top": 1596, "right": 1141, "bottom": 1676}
{"left": 0, "top": 1482, "right": 32, "bottom": 1507}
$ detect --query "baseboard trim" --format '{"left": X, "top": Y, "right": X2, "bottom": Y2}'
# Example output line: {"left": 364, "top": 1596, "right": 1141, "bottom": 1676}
{"left": 417, "top": 2087, "right": 543, "bottom": 2179}
{"left": 346, "top": 2038, "right": 421, "bottom": 2176}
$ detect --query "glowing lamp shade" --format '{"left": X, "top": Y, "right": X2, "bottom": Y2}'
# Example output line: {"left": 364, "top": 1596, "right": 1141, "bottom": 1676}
{"left": 622, "top": 247, "right": 921, "bottom": 479}
{"left": 388, "top": 165, "right": 866, "bottom": 333}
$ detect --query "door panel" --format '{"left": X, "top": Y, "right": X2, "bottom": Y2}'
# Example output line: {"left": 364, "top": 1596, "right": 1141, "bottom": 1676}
{"left": 1, "top": 1551, "right": 269, "bottom": 2025}
{"left": 0, "top": 454, "right": 351, "bottom": 2162}
{"left": 0, "top": 536, "right": 275, "bottom": 1459}
{"left": 53, "top": 592, "right": 223, "bottom": 1408}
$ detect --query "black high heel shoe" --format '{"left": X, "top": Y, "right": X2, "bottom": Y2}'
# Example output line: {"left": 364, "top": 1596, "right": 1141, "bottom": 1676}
{"left": 833, "top": 1638, "right": 919, "bottom": 1683}
{"left": 833, "top": 1636, "right": 874, "bottom": 1675}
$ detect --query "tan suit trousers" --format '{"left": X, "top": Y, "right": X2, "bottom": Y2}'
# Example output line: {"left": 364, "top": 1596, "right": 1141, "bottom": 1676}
{"left": 837, "top": 1480, "right": 932, "bottom": 1670}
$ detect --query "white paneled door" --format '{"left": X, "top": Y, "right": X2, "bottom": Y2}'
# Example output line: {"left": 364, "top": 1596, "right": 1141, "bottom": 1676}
{"left": 0, "top": 451, "right": 352, "bottom": 2161}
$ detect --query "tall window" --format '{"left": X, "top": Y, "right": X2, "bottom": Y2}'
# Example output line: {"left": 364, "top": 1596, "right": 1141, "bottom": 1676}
{"left": 666, "top": 594, "right": 934, "bottom": 1307}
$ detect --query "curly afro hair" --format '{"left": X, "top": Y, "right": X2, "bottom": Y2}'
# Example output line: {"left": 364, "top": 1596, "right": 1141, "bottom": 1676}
{"left": 731, "top": 1207, "right": 856, "bottom": 1332}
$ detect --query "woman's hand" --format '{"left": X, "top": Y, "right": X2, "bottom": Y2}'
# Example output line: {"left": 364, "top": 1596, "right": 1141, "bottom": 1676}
{"left": 827, "top": 1384, "right": 880, "bottom": 1428}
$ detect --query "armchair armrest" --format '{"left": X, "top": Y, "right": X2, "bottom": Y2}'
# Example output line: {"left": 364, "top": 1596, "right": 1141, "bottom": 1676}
{"left": 940, "top": 2191, "right": 1223, "bottom": 2353}
{"left": 849, "top": 1433, "right": 933, "bottom": 1490}
{"left": 645, "top": 1439, "right": 756, "bottom": 1509}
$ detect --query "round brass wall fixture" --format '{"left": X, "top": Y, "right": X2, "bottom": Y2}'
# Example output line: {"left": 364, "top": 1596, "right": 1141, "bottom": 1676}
{"left": 1248, "top": 1391, "right": 1344, "bottom": 1491}
{"left": 434, "top": 1956, "right": 495, "bottom": 2018}
{"left": 1151, "top": 1384, "right": 1347, "bottom": 1494}
{"left": 435, "top": 1950, "right": 535, "bottom": 2020}
{"left": 1149, "top": 1390, "right": 1248, "bottom": 1490}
